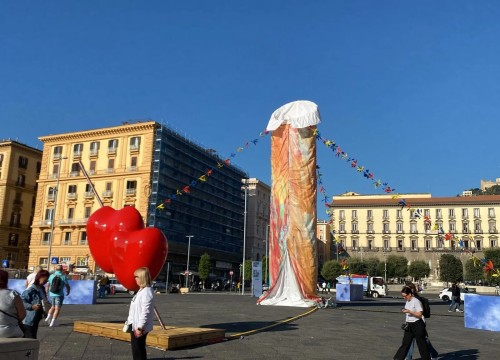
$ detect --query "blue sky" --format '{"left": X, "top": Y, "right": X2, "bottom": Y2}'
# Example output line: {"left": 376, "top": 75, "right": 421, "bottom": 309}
{"left": 2, "top": 1, "right": 500, "bottom": 212}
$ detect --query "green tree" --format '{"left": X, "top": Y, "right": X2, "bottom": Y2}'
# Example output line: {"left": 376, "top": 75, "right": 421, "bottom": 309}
{"left": 386, "top": 255, "right": 408, "bottom": 279}
{"left": 321, "top": 260, "right": 344, "bottom": 282}
{"left": 484, "top": 185, "right": 500, "bottom": 195}
{"left": 347, "top": 257, "right": 367, "bottom": 274}
{"left": 408, "top": 260, "right": 430, "bottom": 280}
{"left": 365, "top": 258, "right": 381, "bottom": 276}
{"left": 198, "top": 253, "right": 211, "bottom": 289}
{"left": 242, "top": 259, "right": 253, "bottom": 282}
{"left": 439, "top": 254, "right": 463, "bottom": 283}
{"left": 464, "top": 258, "right": 484, "bottom": 283}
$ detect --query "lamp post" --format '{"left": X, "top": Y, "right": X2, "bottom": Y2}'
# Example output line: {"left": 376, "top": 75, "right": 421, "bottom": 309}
{"left": 48, "top": 157, "right": 67, "bottom": 270}
{"left": 242, "top": 181, "right": 248, "bottom": 295}
{"left": 383, "top": 252, "right": 387, "bottom": 283}
{"left": 185, "top": 235, "right": 193, "bottom": 288}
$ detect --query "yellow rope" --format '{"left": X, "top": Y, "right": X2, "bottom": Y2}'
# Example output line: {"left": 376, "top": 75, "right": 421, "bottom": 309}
{"left": 226, "top": 306, "right": 318, "bottom": 340}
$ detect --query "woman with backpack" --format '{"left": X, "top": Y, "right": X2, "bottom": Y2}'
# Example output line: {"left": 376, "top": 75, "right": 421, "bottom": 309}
{"left": 21, "top": 270, "right": 50, "bottom": 338}
{"left": 394, "top": 286, "right": 431, "bottom": 360}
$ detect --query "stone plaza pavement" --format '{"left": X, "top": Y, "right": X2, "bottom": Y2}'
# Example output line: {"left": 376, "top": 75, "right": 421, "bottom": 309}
{"left": 35, "top": 292, "right": 499, "bottom": 360}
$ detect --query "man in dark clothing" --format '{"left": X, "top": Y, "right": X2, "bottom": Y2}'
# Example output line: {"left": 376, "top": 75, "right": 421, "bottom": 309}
{"left": 448, "top": 282, "right": 463, "bottom": 312}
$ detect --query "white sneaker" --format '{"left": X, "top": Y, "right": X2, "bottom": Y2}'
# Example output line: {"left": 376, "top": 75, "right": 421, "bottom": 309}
{"left": 45, "top": 316, "right": 52, "bottom": 323}
{"left": 49, "top": 319, "right": 58, "bottom": 327}
{"left": 456, "top": 309, "right": 463, "bottom": 313}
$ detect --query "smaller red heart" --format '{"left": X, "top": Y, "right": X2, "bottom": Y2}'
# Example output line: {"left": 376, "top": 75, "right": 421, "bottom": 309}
{"left": 111, "top": 227, "right": 168, "bottom": 291}
{"left": 87, "top": 206, "right": 144, "bottom": 273}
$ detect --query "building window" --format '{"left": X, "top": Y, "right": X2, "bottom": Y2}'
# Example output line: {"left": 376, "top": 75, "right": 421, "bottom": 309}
{"left": 79, "top": 231, "right": 87, "bottom": 245}
{"left": 383, "top": 239, "right": 389, "bottom": 251}
{"left": 53, "top": 146, "right": 63, "bottom": 159}
{"left": 411, "top": 239, "right": 417, "bottom": 251}
{"left": 130, "top": 156, "right": 138, "bottom": 169}
{"left": 108, "top": 139, "right": 118, "bottom": 153}
{"left": 63, "top": 232, "right": 71, "bottom": 245}
{"left": 397, "top": 240, "right": 403, "bottom": 251}
{"left": 39, "top": 257, "right": 48, "bottom": 266}
{"left": 60, "top": 257, "right": 71, "bottom": 264}
{"left": 90, "top": 141, "right": 100, "bottom": 155}
{"left": 410, "top": 223, "right": 417, "bottom": 234}
{"left": 103, "top": 182, "right": 113, "bottom": 197}
{"left": 352, "top": 239, "right": 357, "bottom": 250}
{"left": 463, "top": 240, "right": 469, "bottom": 249}
{"left": 85, "top": 206, "right": 92, "bottom": 219}
{"left": 462, "top": 208, "right": 468, "bottom": 218}
{"left": 44, "top": 208, "right": 54, "bottom": 221}
{"left": 73, "top": 143, "right": 83, "bottom": 156}
{"left": 339, "top": 223, "right": 345, "bottom": 233}
{"left": 130, "top": 137, "right": 141, "bottom": 151}
{"left": 18, "top": 156, "right": 28, "bottom": 169}
{"left": 425, "top": 239, "right": 431, "bottom": 250}
{"left": 8, "top": 233, "right": 19, "bottom": 246}
{"left": 67, "top": 208, "right": 74, "bottom": 220}
{"left": 351, "top": 222, "right": 358, "bottom": 233}
{"left": 89, "top": 160, "right": 96, "bottom": 174}
{"left": 42, "top": 232, "right": 51, "bottom": 244}
{"left": 383, "top": 210, "right": 389, "bottom": 219}
{"left": 396, "top": 209, "right": 402, "bottom": 219}
{"left": 367, "top": 223, "right": 374, "bottom": 233}
{"left": 424, "top": 209, "right": 430, "bottom": 217}
{"left": 10, "top": 212, "right": 20, "bottom": 227}
{"left": 367, "top": 210, "right": 373, "bottom": 219}
{"left": 70, "top": 162, "right": 80, "bottom": 177}
{"left": 449, "top": 222, "right": 456, "bottom": 232}
{"left": 352, "top": 210, "right": 357, "bottom": 219}
{"left": 397, "top": 222, "right": 403, "bottom": 233}
{"left": 437, "top": 237, "right": 444, "bottom": 248}
{"left": 0, "top": 153, "right": 3, "bottom": 167}
{"left": 126, "top": 180, "right": 137, "bottom": 195}
{"left": 491, "top": 239, "right": 498, "bottom": 247}
{"left": 463, "top": 222, "right": 469, "bottom": 233}
{"left": 76, "top": 256, "right": 88, "bottom": 266}
{"left": 424, "top": 222, "right": 431, "bottom": 232}
{"left": 36, "top": 161, "right": 41, "bottom": 174}
{"left": 383, "top": 223, "right": 389, "bottom": 233}
{"left": 474, "top": 221, "right": 481, "bottom": 233}
{"left": 436, "top": 209, "right": 442, "bottom": 219}
{"left": 107, "top": 158, "right": 115, "bottom": 173}
{"left": 17, "top": 174, "right": 26, "bottom": 187}
{"left": 368, "top": 239, "right": 373, "bottom": 250}
{"left": 474, "top": 208, "right": 480, "bottom": 218}
{"left": 476, "top": 240, "right": 482, "bottom": 250}
{"left": 339, "top": 210, "right": 345, "bottom": 220}
{"left": 68, "top": 185, "right": 77, "bottom": 200}
{"left": 488, "top": 208, "right": 495, "bottom": 218}
{"left": 449, "top": 209, "right": 455, "bottom": 218}
{"left": 52, "top": 163, "right": 59, "bottom": 177}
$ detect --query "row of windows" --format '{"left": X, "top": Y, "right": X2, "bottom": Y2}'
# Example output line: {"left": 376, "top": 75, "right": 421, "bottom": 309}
{"left": 0, "top": 154, "right": 41, "bottom": 173}
{"left": 50, "top": 156, "right": 139, "bottom": 177}
{"left": 340, "top": 208, "right": 496, "bottom": 220}
{"left": 52, "top": 137, "right": 141, "bottom": 158}
{"left": 46, "top": 181, "right": 138, "bottom": 202}
{"left": 40, "top": 231, "right": 87, "bottom": 245}
{"left": 338, "top": 220, "right": 497, "bottom": 233}
{"left": 342, "top": 238, "right": 497, "bottom": 252}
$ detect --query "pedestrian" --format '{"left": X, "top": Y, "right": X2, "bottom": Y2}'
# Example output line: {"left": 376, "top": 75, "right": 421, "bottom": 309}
{"left": 127, "top": 267, "right": 154, "bottom": 360}
{"left": 327, "top": 281, "right": 331, "bottom": 293}
{"left": 45, "top": 264, "right": 71, "bottom": 327}
{"left": 98, "top": 275, "right": 109, "bottom": 298}
{"left": 448, "top": 282, "right": 463, "bottom": 313}
{"left": 322, "top": 281, "right": 327, "bottom": 294}
{"left": 404, "top": 283, "right": 438, "bottom": 360}
{"left": 0, "top": 269, "right": 26, "bottom": 338}
{"left": 393, "top": 286, "right": 431, "bottom": 360}
{"left": 21, "top": 270, "right": 50, "bottom": 339}
{"left": 25, "top": 266, "right": 43, "bottom": 289}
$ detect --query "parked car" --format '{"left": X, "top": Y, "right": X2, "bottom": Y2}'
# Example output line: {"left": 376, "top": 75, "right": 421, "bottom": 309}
{"left": 438, "top": 287, "right": 476, "bottom": 302}
{"left": 152, "top": 281, "right": 167, "bottom": 293}
{"left": 108, "top": 278, "right": 134, "bottom": 295}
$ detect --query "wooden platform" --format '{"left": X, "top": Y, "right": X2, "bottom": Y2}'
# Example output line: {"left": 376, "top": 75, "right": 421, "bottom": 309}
{"left": 74, "top": 321, "right": 225, "bottom": 350}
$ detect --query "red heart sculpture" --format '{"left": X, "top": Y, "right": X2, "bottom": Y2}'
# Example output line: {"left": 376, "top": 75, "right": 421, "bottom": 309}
{"left": 86, "top": 206, "right": 168, "bottom": 291}
{"left": 87, "top": 206, "right": 144, "bottom": 273}
{"left": 111, "top": 227, "right": 168, "bottom": 291}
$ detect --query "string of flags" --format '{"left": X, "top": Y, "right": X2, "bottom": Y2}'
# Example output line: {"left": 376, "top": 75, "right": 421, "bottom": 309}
{"left": 155, "top": 130, "right": 269, "bottom": 210}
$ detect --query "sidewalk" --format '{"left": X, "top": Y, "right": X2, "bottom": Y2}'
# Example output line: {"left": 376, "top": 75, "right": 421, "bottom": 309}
{"left": 35, "top": 293, "right": 499, "bottom": 359}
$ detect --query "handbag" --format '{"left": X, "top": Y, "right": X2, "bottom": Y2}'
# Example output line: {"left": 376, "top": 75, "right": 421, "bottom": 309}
{"left": 122, "top": 321, "right": 132, "bottom": 333}
{"left": 401, "top": 322, "right": 410, "bottom": 332}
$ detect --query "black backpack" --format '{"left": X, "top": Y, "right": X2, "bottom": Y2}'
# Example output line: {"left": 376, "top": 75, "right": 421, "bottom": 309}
{"left": 50, "top": 275, "right": 63, "bottom": 293}
{"left": 416, "top": 294, "right": 431, "bottom": 318}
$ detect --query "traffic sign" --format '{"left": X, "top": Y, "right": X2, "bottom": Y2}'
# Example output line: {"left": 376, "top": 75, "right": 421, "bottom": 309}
{"left": 1, "top": 260, "right": 8, "bottom": 268}
{"left": 51, "top": 257, "right": 59, "bottom": 265}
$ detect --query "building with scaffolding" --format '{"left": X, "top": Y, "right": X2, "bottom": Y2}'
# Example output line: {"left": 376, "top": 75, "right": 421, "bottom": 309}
{"left": 28, "top": 121, "right": 246, "bottom": 281}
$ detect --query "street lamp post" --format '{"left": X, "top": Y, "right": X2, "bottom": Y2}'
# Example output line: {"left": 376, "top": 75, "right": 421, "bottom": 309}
{"left": 383, "top": 252, "right": 387, "bottom": 283}
{"left": 242, "top": 181, "right": 248, "bottom": 295}
{"left": 48, "top": 157, "right": 67, "bottom": 270}
{"left": 185, "top": 235, "right": 193, "bottom": 288}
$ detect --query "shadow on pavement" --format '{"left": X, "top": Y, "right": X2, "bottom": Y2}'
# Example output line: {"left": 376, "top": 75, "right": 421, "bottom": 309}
{"left": 149, "top": 357, "right": 202, "bottom": 360}
{"left": 201, "top": 321, "right": 298, "bottom": 334}
{"left": 437, "top": 348, "right": 479, "bottom": 359}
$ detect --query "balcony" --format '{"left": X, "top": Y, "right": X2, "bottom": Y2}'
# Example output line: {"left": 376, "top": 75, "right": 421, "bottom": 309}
{"left": 84, "top": 191, "right": 94, "bottom": 199}
{"left": 37, "top": 220, "right": 53, "bottom": 227}
{"left": 339, "top": 230, "right": 346, "bottom": 234}
{"left": 67, "top": 192, "right": 77, "bottom": 200}
{"left": 105, "top": 168, "right": 115, "bottom": 174}
{"left": 47, "top": 194, "right": 55, "bottom": 201}
{"left": 73, "top": 151, "right": 82, "bottom": 158}
{"left": 127, "top": 166, "right": 138, "bottom": 172}
{"left": 49, "top": 173, "right": 58, "bottom": 179}
{"left": 69, "top": 171, "right": 80, "bottom": 177}
{"left": 383, "top": 230, "right": 391, "bottom": 234}
{"left": 53, "top": 153, "right": 62, "bottom": 160}
{"left": 489, "top": 229, "right": 498, "bottom": 234}
{"left": 89, "top": 170, "right": 97, "bottom": 175}
{"left": 102, "top": 190, "right": 113, "bottom": 198}
{"left": 396, "top": 230, "right": 404, "bottom": 234}
{"left": 126, "top": 188, "right": 137, "bottom": 196}
{"left": 59, "top": 218, "right": 87, "bottom": 226}
{"left": 90, "top": 149, "right": 99, "bottom": 157}
{"left": 108, "top": 147, "right": 117, "bottom": 154}
{"left": 474, "top": 230, "right": 483, "bottom": 234}
{"left": 351, "top": 230, "right": 359, "bottom": 234}
{"left": 130, "top": 144, "right": 140, "bottom": 152}
{"left": 410, "top": 230, "right": 418, "bottom": 234}
{"left": 463, "top": 229, "right": 470, "bottom": 234}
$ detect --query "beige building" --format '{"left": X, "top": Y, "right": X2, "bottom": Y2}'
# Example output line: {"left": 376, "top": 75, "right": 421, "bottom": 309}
{"left": 480, "top": 178, "right": 500, "bottom": 191}
{"left": 28, "top": 122, "right": 157, "bottom": 273}
{"left": 316, "top": 219, "right": 332, "bottom": 268}
{"left": 243, "top": 178, "right": 270, "bottom": 261}
{"left": 329, "top": 193, "right": 500, "bottom": 279}
{"left": 0, "top": 140, "right": 42, "bottom": 269}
